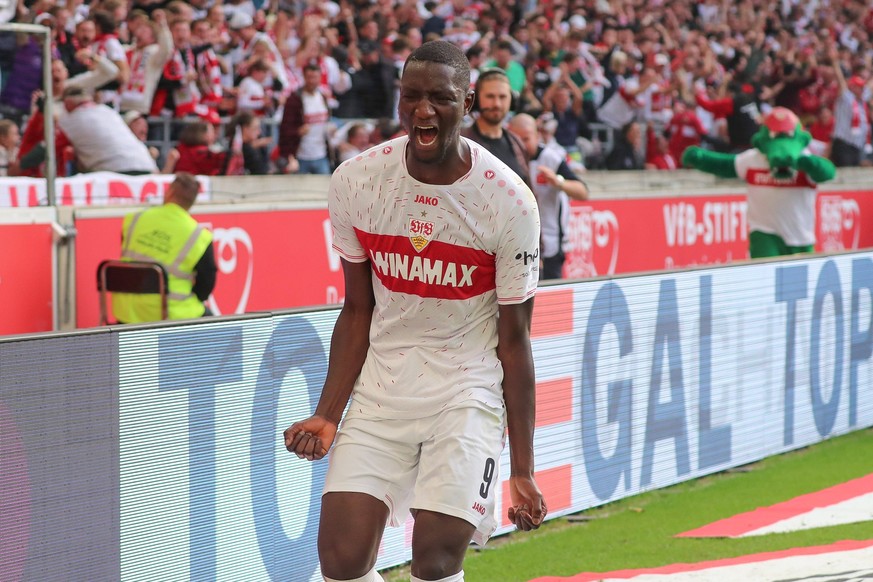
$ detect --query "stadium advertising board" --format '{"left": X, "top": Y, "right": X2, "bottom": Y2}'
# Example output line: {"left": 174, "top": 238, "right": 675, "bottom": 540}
{"left": 0, "top": 173, "right": 210, "bottom": 207}
{"left": 2, "top": 252, "right": 872, "bottom": 580}
{"left": 73, "top": 206, "right": 344, "bottom": 328}
{"left": 69, "top": 190, "right": 873, "bottom": 332}
{"left": 0, "top": 333, "right": 119, "bottom": 582}
{"left": 107, "top": 252, "right": 873, "bottom": 580}
{"left": 564, "top": 189, "right": 873, "bottom": 277}
{"left": 0, "top": 209, "right": 55, "bottom": 334}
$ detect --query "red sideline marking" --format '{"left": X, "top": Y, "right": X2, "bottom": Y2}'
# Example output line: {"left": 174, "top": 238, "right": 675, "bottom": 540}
{"left": 531, "top": 289, "right": 574, "bottom": 339}
{"left": 502, "top": 465, "right": 572, "bottom": 527}
{"left": 536, "top": 377, "right": 573, "bottom": 427}
{"left": 677, "top": 473, "right": 873, "bottom": 538}
{"left": 528, "top": 539, "right": 873, "bottom": 581}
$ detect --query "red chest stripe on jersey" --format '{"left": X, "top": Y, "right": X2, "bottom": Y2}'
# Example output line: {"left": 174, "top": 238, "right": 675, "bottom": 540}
{"left": 355, "top": 228, "right": 496, "bottom": 299}
{"left": 745, "top": 168, "right": 814, "bottom": 188}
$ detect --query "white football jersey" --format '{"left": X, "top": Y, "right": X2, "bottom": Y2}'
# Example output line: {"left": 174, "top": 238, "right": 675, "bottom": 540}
{"left": 329, "top": 136, "right": 540, "bottom": 418}
{"left": 735, "top": 148, "right": 818, "bottom": 247}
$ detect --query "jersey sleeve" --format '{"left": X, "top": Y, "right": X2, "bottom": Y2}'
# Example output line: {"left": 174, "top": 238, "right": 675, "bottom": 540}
{"left": 495, "top": 183, "right": 540, "bottom": 305}
{"left": 733, "top": 148, "right": 758, "bottom": 182}
{"left": 327, "top": 167, "right": 369, "bottom": 262}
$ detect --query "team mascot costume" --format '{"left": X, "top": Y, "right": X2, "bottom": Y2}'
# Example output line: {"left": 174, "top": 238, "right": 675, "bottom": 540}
{"left": 682, "top": 107, "right": 837, "bottom": 258}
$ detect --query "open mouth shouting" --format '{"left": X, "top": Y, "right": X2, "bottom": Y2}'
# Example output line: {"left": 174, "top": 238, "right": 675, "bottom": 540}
{"left": 415, "top": 125, "right": 439, "bottom": 148}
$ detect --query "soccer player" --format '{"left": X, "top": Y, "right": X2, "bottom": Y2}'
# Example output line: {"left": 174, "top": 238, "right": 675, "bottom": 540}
{"left": 284, "top": 40, "right": 546, "bottom": 582}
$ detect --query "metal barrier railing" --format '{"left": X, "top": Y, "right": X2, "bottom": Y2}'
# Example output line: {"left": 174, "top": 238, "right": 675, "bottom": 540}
{"left": 145, "top": 115, "right": 283, "bottom": 163}
{"left": 143, "top": 115, "right": 624, "bottom": 171}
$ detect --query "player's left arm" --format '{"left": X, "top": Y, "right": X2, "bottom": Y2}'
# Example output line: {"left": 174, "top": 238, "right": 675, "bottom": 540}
{"left": 498, "top": 298, "right": 547, "bottom": 531}
{"left": 797, "top": 154, "right": 837, "bottom": 183}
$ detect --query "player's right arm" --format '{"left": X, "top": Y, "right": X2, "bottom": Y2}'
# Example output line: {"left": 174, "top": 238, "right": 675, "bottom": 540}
{"left": 284, "top": 258, "right": 375, "bottom": 461}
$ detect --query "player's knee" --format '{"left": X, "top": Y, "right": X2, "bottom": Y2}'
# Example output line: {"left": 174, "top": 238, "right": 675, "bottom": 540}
{"left": 410, "top": 541, "right": 466, "bottom": 580}
{"left": 323, "top": 568, "right": 384, "bottom": 582}
{"left": 318, "top": 537, "right": 378, "bottom": 580}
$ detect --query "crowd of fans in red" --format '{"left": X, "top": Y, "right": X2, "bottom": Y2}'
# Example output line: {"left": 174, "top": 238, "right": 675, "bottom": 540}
{"left": 0, "top": 0, "right": 870, "bottom": 176}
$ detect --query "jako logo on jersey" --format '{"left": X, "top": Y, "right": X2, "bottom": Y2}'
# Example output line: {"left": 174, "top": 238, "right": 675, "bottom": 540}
{"left": 370, "top": 251, "right": 479, "bottom": 287}
{"left": 472, "top": 502, "right": 486, "bottom": 515}
{"left": 516, "top": 249, "right": 539, "bottom": 265}
{"left": 409, "top": 217, "right": 434, "bottom": 252}
{"left": 414, "top": 194, "right": 439, "bottom": 207}
{"left": 484, "top": 170, "right": 495, "bottom": 180}
{"left": 383, "top": 145, "right": 393, "bottom": 155}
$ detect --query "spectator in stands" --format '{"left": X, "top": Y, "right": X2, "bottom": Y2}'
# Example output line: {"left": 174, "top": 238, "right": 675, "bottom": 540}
{"left": 236, "top": 58, "right": 275, "bottom": 115}
{"left": 65, "top": 19, "right": 98, "bottom": 78}
{"left": 667, "top": 100, "right": 708, "bottom": 167}
{"left": 58, "top": 86, "right": 158, "bottom": 174}
{"left": 226, "top": 11, "right": 287, "bottom": 91}
{"left": 0, "top": 119, "right": 21, "bottom": 177}
{"left": 162, "top": 0, "right": 194, "bottom": 22}
{"left": 120, "top": 9, "right": 173, "bottom": 116}
{"left": 270, "top": 6, "right": 300, "bottom": 65}
{"left": 50, "top": 8, "right": 78, "bottom": 69}
{"left": 334, "top": 121, "right": 372, "bottom": 163}
{"left": 770, "top": 47, "right": 819, "bottom": 116}
{"left": 162, "top": 119, "right": 225, "bottom": 175}
{"left": 465, "top": 45, "right": 485, "bottom": 88}
{"left": 605, "top": 121, "right": 645, "bottom": 171}
{"left": 154, "top": 16, "right": 219, "bottom": 123}
{"left": 190, "top": 18, "right": 225, "bottom": 114}
{"left": 809, "top": 105, "right": 834, "bottom": 156}
{"left": 90, "top": 10, "right": 131, "bottom": 108}
{"left": 278, "top": 61, "right": 333, "bottom": 175}
{"left": 290, "top": 33, "right": 350, "bottom": 106}
{"left": 484, "top": 39, "right": 525, "bottom": 94}
{"left": 114, "top": 172, "right": 216, "bottom": 323}
{"left": 123, "top": 110, "right": 160, "bottom": 163}
{"left": 338, "top": 39, "right": 397, "bottom": 119}
{"left": 205, "top": 4, "right": 230, "bottom": 53}
{"left": 508, "top": 113, "right": 588, "bottom": 280}
{"left": 598, "top": 65, "right": 660, "bottom": 131}
{"left": 228, "top": 109, "right": 271, "bottom": 175}
{"left": 828, "top": 43, "right": 869, "bottom": 168}
{"left": 541, "top": 75, "right": 585, "bottom": 152}
{"left": 643, "top": 54, "right": 674, "bottom": 127}
{"left": 461, "top": 68, "right": 530, "bottom": 185}
{"left": 645, "top": 124, "right": 678, "bottom": 170}
{"left": 17, "top": 55, "right": 121, "bottom": 177}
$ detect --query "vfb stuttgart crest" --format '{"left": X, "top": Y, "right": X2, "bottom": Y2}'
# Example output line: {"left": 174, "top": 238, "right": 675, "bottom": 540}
{"left": 409, "top": 217, "right": 434, "bottom": 252}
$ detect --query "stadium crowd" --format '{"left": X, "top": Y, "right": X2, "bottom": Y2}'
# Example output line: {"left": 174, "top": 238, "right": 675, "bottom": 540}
{"left": 0, "top": 0, "right": 870, "bottom": 176}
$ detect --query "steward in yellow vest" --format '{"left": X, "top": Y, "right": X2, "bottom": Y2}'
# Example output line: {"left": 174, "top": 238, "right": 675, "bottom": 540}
{"left": 113, "top": 172, "right": 217, "bottom": 323}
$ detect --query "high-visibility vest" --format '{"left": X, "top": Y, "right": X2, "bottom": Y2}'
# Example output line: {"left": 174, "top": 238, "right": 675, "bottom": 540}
{"left": 112, "top": 203, "right": 213, "bottom": 323}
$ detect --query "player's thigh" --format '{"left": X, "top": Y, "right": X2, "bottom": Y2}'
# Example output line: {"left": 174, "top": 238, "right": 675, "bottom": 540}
{"left": 318, "top": 491, "right": 389, "bottom": 578}
{"left": 413, "top": 405, "right": 505, "bottom": 536}
{"left": 324, "top": 413, "right": 422, "bottom": 534}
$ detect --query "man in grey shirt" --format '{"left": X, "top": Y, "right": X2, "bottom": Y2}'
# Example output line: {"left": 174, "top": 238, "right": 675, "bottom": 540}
{"left": 58, "top": 86, "right": 158, "bottom": 175}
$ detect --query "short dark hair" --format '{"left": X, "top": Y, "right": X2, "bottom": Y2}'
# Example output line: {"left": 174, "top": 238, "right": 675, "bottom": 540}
{"left": 249, "top": 58, "right": 271, "bottom": 73}
{"left": 178, "top": 120, "right": 211, "bottom": 146}
{"left": 494, "top": 39, "right": 514, "bottom": 53}
{"left": 466, "top": 45, "right": 484, "bottom": 60}
{"left": 89, "top": 10, "right": 116, "bottom": 34}
{"left": 404, "top": 40, "right": 470, "bottom": 91}
{"left": 169, "top": 172, "right": 200, "bottom": 209}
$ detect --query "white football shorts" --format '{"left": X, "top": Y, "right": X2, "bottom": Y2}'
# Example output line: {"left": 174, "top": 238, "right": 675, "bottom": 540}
{"left": 323, "top": 403, "right": 506, "bottom": 545}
